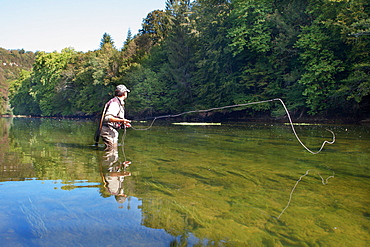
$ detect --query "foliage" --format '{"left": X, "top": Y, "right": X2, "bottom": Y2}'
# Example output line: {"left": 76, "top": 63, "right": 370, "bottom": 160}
{"left": 229, "top": 0, "right": 274, "bottom": 54}
{"left": 0, "top": 48, "right": 35, "bottom": 114}
{"left": 192, "top": 0, "right": 236, "bottom": 108}
{"left": 331, "top": 0, "right": 370, "bottom": 107}
{"left": 30, "top": 48, "right": 76, "bottom": 116}
{"left": 123, "top": 65, "right": 168, "bottom": 116}
{"left": 9, "top": 70, "right": 41, "bottom": 115}
{"left": 100, "top": 33, "right": 115, "bottom": 49}
{"left": 4, "top": 0, "right": 370, "bottom": 120}
{"left": 140, "top": 10, "right": 172, "bottom": 45}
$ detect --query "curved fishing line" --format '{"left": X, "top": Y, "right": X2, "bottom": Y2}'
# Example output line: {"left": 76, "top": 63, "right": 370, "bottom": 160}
{"left": 131, "top": 98, "right": 335, "bottom": 154}
{"left": 131, "top": 98, "right": 276, "bottom": 130}
{"left": 121, "top": 127, "right": 128, "bottom": 162}
{"left": 276, "top": 169, "right": 335, "bottom": 219}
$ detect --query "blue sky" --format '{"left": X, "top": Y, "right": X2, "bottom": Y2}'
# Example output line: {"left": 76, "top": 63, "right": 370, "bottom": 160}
{"left": 1, "top": 0, "right": 166, "bottom": 52}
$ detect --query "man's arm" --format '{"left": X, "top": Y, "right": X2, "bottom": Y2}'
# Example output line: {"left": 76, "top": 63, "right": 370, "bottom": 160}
{"left": 108, "top": 116, "right": 131, "bottom": 124}
{"left": 104, "top": 101, "right": 131, "bottom": 124}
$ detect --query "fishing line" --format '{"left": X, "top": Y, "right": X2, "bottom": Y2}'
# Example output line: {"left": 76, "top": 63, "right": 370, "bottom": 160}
{"left": 120, "top": 99, "right": 337, "bottom": 220}
{"left": 130, "top": 98, "right": 335, "bottom": 154}
{"left": 121, "top": 127, "right": 128, "bottom": 162}
{"left": 276, "top": 169, "right": 335, "bottom": 219}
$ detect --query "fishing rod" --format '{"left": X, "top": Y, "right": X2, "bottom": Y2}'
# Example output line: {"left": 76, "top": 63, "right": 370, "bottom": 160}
{"left": 130, "top": 98, "right": 335, "bottom": 154}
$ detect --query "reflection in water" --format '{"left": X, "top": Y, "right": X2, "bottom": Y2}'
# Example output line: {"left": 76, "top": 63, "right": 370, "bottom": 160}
{"left": 276, "top": 169, "right": 335, "bottom": 219}
{"left": 100, "top": 147, "right": 131, "bottom": 205}
{"left": 0, "top": 118, "right": 369, "bottom": 246}
{"left": 0, "top": 118, "right": 36, "bottom": 181}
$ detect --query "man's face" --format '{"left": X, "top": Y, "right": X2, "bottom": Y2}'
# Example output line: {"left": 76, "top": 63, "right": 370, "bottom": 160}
{"left": 123, "top": 91, "right": 128, "bottom": 99}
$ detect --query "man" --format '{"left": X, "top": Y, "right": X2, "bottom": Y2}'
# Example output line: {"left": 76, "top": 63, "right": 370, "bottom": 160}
{"left": 100, "top": 84, "right": 132, "bottom": 150}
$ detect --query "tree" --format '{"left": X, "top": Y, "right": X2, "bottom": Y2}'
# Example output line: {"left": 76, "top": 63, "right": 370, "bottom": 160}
{"left": 140, "top": 10, "right": 172, "bottom": 45}
{"left": 293, "top": 0, "right": 361, "bottom": 115}
{"left": 70, "top": 51, "right": 117, "bottom": 115}
{"left": 191, "top": 0, "right": 236, "bottom": 108}
{"left": 227, "top": 0, "right": 308, "bottom": 114}
{"left": 5, "top": 0, "right": 370, "bottom": 119}
{"left": 158, "top": 0, "right": 197, "bottom": 110}
{"left": 123, "top": 65, "right": 168, "bottom": 116}
{"left": 0, "top": 48, "right": 35, "bottom": 114}
{"left": 9, "top": 70, "right": 41, "bottom": 115}
{"left": 228, "top": 0, "right": 274, "bottom": 55}
{"left": 295, "top": 23, "right": 344, "bottom": 114}
{"left": 330, "top": 0, "right": 370, "bottom": 113}
{"left": 30, "top": 48, "right": 76, "bottom": 116}
{"left": 123, "top": 29, "right": 133, "bottom": 48}
{"left": 100, "top": 32, "right": 115, "bottom": 49}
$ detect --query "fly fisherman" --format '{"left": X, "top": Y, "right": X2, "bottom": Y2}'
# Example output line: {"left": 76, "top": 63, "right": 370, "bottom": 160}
{"left": 99, "top": 85, "right": 132, "bottom": 151}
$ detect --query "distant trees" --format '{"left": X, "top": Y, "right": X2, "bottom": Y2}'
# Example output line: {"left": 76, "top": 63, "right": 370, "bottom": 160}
{"left": 9, "top": 70, "right": 41, "bottom": 115}
{"left": 0, "top": 48, "right": 35, "bottom": 114}
{"left": 5, "top": 0, "right": 370, "bottom": 120}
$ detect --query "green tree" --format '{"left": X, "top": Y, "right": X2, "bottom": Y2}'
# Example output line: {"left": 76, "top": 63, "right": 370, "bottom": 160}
{"left": 330, "top": 0, "right": 370, "bottom": 113}
{"left": 4, "top": 0, "right": 369, "bottom": 119}
{"left": 0, "top": 48, "right": 35, "bottom": 114}
{"left": 140, "top": 10, "right": 172, "bottom": 45}
{"left": 123, "top": 29, "right": 133, "bottom": 47}
{"left": 70, "top": 51, "right": 116, "bottom": 115}
{"left": 123, "top": 65, "right": 168, "bottom": 116}
{"left": 227, "top": 0, "right": 308, "bottom": 114}
{"left": 121, "top": 32, "right": 154, "bottom": 77}
{"left": 100, "top": 32, "right": 115, "bottom": 49}
{"left": 228, "top": 0, "right": 274, "bottom": 55}
{"left": 157, "top": 0, "right": 197, "bottom": 111}
{"left": 9, "top": 70, "right": 41, "bottom": 115}
{"left": 228, "top": 0, "right": 283, "bottom": 113}
{"left": 293, "top": 0, "right": 356, "bottom": 115}
{"left": 191, "top": 0, "right": 236, "bottom": 108}
{"left": 30, "top": 48, "right": 76, "bottom": 116}
{"left": 295, "top": 23, "right": 344, "bottom": 114}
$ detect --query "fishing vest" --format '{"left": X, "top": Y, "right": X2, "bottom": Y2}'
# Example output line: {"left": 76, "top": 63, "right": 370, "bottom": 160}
{"left": 94, "top": 97, "right": 125, "bottom": 144}
{"left": 104, "top": 97, "right": 125, "bottom": 129}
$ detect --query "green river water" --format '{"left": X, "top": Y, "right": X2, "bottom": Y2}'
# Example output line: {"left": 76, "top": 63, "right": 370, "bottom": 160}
{"left": 0, "top": 117, "right": 369, "bottom": 246}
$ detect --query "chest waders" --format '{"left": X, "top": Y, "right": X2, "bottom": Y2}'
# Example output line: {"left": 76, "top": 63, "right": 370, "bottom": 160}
{"left": 94, "top": 97, "right": 122, "bottom": 146}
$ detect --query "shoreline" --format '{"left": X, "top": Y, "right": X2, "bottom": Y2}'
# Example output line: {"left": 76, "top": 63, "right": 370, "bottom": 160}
{"left": 1, "top": 114, "right": 369, "bottom": 125}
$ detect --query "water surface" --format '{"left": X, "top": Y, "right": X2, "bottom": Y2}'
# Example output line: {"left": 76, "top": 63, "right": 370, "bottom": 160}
{"left": 0, "top": 117, "right": 369, "bottom": 246}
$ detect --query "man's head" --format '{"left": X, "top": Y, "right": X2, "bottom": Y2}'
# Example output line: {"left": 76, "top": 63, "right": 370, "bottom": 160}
{"left": 115, "top": 84, "right": 130, "bottom": 97}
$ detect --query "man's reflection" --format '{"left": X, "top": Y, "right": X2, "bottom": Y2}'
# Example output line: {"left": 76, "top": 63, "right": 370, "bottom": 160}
{"left": 100, "top": 147, "right": 131, "bottom": 205}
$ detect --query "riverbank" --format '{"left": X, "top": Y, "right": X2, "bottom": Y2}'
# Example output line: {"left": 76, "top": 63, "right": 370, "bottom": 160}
{"left": 1, "top": 112, "right": 369, "bottom": 125}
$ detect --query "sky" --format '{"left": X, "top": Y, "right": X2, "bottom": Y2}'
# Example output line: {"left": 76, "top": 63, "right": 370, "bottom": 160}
{"left": 1, "top": 0, "right": 166, "bottom": 52}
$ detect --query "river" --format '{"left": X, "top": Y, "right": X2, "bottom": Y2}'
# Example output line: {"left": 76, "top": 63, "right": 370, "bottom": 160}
{"left": 0, "top": 117, "right": 369, "bottom": 246}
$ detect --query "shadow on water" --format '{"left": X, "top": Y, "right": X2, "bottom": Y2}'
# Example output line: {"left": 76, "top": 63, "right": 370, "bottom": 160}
{"left": 0, "top": 117, "right": 369, "bottom": 246}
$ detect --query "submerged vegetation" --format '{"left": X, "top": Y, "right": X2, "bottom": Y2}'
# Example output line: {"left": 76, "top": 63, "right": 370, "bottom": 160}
{"left": 2, "top": 0, "right": 370, "bottom": 121}
{"left": 1, "top": 118, "right": 369, "bottom": 245}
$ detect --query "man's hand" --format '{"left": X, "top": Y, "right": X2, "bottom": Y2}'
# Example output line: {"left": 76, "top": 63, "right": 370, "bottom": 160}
{"left": 121, "top": 119, "right": 131, "bottom": 128}
{"left": 121, "top": 119, "right": 131, "bottom": 124}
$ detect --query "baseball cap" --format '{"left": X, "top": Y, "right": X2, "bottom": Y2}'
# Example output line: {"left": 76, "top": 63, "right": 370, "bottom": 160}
{"left": 115, "top": 84, "right": 130, "bottom": 93}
